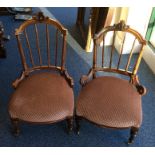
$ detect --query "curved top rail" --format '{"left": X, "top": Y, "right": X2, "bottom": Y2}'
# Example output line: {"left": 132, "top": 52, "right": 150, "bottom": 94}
{"left": 94, "top": 20, "right": 146, "bottom": 45}
{"left": 15, "top": 12, "right": 67, "bottom": 36}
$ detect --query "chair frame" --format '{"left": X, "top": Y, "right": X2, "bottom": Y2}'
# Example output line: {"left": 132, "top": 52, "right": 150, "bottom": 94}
{"left": 9, "top": 12, "right": 74, "bottom": 136}
{"left": 75, "top": 20, "right": 146, "bottom": 144}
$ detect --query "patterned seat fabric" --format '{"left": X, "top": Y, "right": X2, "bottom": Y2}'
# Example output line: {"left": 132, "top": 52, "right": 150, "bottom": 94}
{"left": 76, "top": 76, "right": 142, "bottom": 128}
{"left": 9, "top": 72, "right": 74, "bottom": 123}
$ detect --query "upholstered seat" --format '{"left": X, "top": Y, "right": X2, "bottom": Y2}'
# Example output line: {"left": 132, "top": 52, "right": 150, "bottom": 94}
{"left": 8, "top": 12, "right": 74, "bottom": 135}
{"left": 75, "top": 20, "right": 146, "bottom": 144}
{"left": 76, "top": 76, "right": 142, "bottom": 128}
{"left": 9, "top": 72, "right": 74, "bottom": 123}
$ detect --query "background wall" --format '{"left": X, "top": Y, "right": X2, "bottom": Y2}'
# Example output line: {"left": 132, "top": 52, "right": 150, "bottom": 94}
{"left": 113, "top": 7, "right": 155, "bottom": 74}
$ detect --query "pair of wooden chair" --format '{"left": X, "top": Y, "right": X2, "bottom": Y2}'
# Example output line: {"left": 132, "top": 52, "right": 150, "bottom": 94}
{"left": 8, "top": 12, "right": 146, "bottom": 144}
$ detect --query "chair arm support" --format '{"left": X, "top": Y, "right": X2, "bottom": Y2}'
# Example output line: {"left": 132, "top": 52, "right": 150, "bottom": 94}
{"left": 136, "top": 85, "right": 147, "bottom": 95}
{"left": 80, "top": 69, "right": 94, "bottom": 86}
{"left": 132, "top": 75, "right": 147, "bottom": 95}
{"left": 62, "top": 70, "right": 74, "bottom": 88}
{"left": 12, "top": 71, "right": 27, "bottom": 89}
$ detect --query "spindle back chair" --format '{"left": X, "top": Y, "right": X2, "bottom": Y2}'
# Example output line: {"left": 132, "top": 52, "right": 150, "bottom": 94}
{"left": 76, "top": 20, "right": 146, "bottom": 144}
{"left": 14, "top": 12, "right": 73, "bottom": 81}
{"left": 8, "top": 12, "right": 74, "bottom": 135}
{"left": 91, "top": 20, "right": 146, "bottom": 80}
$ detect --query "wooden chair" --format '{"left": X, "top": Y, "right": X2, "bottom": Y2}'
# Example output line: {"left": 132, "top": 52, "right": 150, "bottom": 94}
{"left": 8, "top": 12, "right": 74, "bottom": 136}
{"left": 75, "top": 20, "right": 146, "bottom": 144}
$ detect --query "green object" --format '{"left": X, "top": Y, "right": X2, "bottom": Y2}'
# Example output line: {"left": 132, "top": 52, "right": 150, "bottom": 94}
{"left": 146, "top": 8, "right": 155, "bottom": 42}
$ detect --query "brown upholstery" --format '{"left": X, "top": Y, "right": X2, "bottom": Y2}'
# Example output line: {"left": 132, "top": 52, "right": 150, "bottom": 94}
{"left": 9, "top": 72, "right": 74, "bottom": 123}
{"left": 76, "top": 76, "right": 142, "bottom": 128}
{"left": 8, "top": 12, "right": 74, "bottom": 135}
{"left": 75, "top": 21, "right": 146, "bottom": 144}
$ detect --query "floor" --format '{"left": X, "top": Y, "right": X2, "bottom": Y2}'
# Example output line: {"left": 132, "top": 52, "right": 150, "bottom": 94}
{"left": 0, "top": 7, "right": 155, "bottom": 146}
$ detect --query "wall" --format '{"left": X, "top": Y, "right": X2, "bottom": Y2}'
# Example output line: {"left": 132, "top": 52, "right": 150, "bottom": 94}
{"left": 114, "top": 7, "right": 155, "bottom": 74}
{"left": 95, "top": 7, "right": 155, "bottom": 74}
{"left": 143, "top": 45, "right": 155, "bottom": 74}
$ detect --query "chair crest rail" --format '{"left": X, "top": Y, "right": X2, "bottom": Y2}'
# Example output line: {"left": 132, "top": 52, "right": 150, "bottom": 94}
{"left": 15, "top": 12, "right": 67, "bottom": 36}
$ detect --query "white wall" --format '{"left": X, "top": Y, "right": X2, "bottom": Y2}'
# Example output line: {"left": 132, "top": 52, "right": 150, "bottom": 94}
{"left": 127, "top": 7, "right": 155, "bottom": 74}
{"left": 114, "top": 7, "right": 155, "bottom": 74}
{"left": 143, "top": 45, "right": 155, "bottom": 74}
{"left": 96, "top": 7, "right": 155, "bottom": 74}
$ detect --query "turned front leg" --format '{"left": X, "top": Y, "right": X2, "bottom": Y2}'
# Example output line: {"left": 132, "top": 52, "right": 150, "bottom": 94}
{"left": 128, "top": 127, "right": 139, "bottom": 144}
{"left": 11, "top": 118, "right": 20, "bottom": 136}
{"left": 67, "top": 117, "right": 73, "bottom": 134}
{"left": 75, "top": 115, "right": 81, "bottom": 135}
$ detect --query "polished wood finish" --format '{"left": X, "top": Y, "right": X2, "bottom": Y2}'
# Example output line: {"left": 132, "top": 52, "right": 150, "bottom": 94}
{"left": 128, "top": 127, "right": 139, "bottom": 144}
{"left": 92, "top": 20, "right": 146, "bottom": 78}
{"left": 24, "top": 29, "right": 35, "bottom": 67}
{"left": 117, "top": 33, "right": 126, "bottom": 69}
{"left": 125, "top": 37, "right": 136, "bottom": 71}
{"left": 76, "top": 20, "right": 146, "bottom": 144}
{"left": 76, "top": 7, "right": 114, "bottom": 52}
{"left": 34, "top": 24, "right": 42, "bottom": 65}
{"left": 67, "top": 117, "right": 73, "bottom": 134}
{"left": 75, "top": 116, "right": 81, "bottom": 135}
{"left": 16, "top": 35, "right": 28, "bottom": 71}
{"left": 45, "top": 24, "right": 50, "bottom": 67}
{"left": 9, "top": 12, "right": 74, "bottom": 135}
{"left": 109, "top": 30, "right": 116, "bottom": 68}
{"left": 14, "top": 12, "right": 73, "bottom": 88}
{"left": 11, "top": 119, "right": 20, "bottom": 136}
{"left": 101, "top": 37, "right": 105, "bottom": 67}
{"left": 55, "top": 29, "right": 59, "bottom": 66}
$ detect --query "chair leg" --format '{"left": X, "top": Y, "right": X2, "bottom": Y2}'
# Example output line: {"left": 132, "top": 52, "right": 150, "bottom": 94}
{"left": 93, "top": 73, "right": 96, "bottom": 79}
{"left": 128, "top": 127, "right": 139, "bottom": 144}
{"left": 67, "top": 117, "right": 73, "bottom": 134}
{"left": 11, "top": 118, "right": 20, "bottom": 136}
{"left": 75, "top": 115, "right": 81, "bottom": 135}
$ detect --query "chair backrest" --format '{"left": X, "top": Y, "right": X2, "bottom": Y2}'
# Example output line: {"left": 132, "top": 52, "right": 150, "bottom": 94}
{"left": 15, "top": 12, "right": 67, "bottom": 74}
{"left": 93, "top": 20, "right": 146, "bottom": 78}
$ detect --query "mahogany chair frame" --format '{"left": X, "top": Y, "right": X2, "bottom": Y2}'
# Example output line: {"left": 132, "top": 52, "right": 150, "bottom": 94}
{"left": 9, "top": 12, "right": 74, "bottom": 136}
{"left": 75, "top": 20, "right": 146, "bottom": 144}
